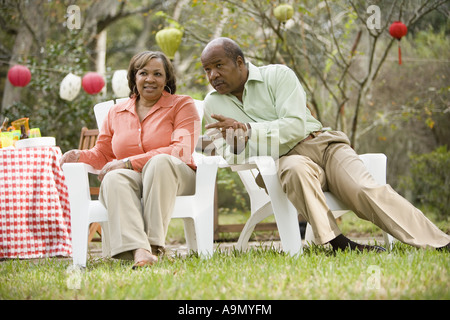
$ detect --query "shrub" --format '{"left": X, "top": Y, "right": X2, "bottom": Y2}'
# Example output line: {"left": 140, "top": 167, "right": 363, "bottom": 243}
{"left": 217, "top": 168, "right": 250, "bottom": 214}
{"left": 399, "top": 146, "right": 450, "bottom": 219}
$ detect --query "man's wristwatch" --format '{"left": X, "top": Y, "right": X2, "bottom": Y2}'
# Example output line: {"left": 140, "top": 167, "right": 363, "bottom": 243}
{"left": 122, "top": 158, "right": 133, "bottom": 170}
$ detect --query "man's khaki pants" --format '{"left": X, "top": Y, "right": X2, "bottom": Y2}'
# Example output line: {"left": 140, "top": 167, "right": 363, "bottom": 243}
{"left": 99, "top": 154, "right": 196, "bottom": 259}
{"left": 277, "top": 131, "right": 449, "bottom": 248}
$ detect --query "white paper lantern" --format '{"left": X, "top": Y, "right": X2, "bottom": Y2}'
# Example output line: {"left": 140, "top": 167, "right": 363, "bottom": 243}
{"left": 60, "top": 73, "right": 81, "bottom": 101}
{"left": 112, "top": 69, "right": 130, "bottom": 98}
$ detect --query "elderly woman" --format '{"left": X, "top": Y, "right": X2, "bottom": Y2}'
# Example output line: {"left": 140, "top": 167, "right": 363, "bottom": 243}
{"left": 61, "top": 51, "right": 200, "bottom": 268}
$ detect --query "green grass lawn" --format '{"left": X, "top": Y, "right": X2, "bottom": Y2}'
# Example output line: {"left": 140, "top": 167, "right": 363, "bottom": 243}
{"left": 1, "top": 211, "right": 449, "bottom": 300}
{"left": 1, "top": 243, "right": 448, "bottom": 300}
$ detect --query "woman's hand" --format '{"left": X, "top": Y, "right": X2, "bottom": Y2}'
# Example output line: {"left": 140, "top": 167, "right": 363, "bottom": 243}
{"left": 60, "top": 149, "right": 81, "bottom": 166}
{"left": 98, "top": 159, "right": 127, "bottom": 181}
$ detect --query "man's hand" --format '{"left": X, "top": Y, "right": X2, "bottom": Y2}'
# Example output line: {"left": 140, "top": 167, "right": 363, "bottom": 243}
{"left": 205, "top": 114, "right": 250, "bottom": 154}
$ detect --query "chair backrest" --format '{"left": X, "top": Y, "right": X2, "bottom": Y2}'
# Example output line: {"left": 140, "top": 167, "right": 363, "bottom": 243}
{"left": 359, "top": 153, "right": 387, "bottom": 185}
{"left": 93, "top": 100, "right": 116, "bottom": 130}
{"left": 194, "top": 99, "right": 204, "bottom": 120}
{"left": 78, "top": 127, "right": 99, "bottom": 150}
{"left": 78, "top": 127, "right": 101, "bottom": 196}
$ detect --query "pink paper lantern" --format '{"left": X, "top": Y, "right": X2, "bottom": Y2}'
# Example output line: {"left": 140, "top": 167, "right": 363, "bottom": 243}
{"left": 8, "top": 65, "right": 31, "bottom": 87}
{"left": 82, "top": 72, "right": 105, "bottom": 95}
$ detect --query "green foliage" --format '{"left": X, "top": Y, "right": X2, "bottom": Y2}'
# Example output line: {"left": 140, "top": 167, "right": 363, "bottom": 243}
{"left": 216, "top": 168, "right": 250, "bottom": 214}
{"left": 2, "top": 36, "right": 106, "bottom": 152}
{"left": 1, "top": 242, "right": 449, "bottom": 300}
{"left": 399, "top": 146, "right": 450, "bottom": 218}
{"left": 1, "top": 1, "right": 448, "bottom": 215}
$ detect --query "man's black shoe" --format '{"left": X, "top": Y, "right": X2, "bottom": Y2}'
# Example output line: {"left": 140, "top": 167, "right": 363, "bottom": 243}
{"left": 299, "top": 221, "right": 307, "bottom": 239}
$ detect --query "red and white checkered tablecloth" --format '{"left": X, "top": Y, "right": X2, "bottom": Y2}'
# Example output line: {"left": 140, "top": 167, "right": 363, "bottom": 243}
{"left": 0, "top": 146, "right": 72, "bottom": 259}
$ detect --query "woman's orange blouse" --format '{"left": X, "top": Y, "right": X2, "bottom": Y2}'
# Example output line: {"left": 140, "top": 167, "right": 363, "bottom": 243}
{"left": 79, "top": 92, "right": 200, "bottom": 172}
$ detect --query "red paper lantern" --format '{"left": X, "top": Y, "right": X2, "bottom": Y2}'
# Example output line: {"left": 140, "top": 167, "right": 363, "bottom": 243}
{"left": 389, "top": 21, "right": 408, "bottom": 65}
{"left": 7, "top": 65, "right": 31, "bottom": 87}
{"left": 82, "top": 72, "right": 105, "bottom": 94}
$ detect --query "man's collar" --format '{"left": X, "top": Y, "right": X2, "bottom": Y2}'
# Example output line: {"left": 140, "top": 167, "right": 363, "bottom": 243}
{"left": 246, "top": 62, "right": 264, "bottom": 83}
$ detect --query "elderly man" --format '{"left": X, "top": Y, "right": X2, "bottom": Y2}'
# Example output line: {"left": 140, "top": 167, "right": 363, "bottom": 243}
{"left": 201, "top": 37, "right": 449, "bottom": 252}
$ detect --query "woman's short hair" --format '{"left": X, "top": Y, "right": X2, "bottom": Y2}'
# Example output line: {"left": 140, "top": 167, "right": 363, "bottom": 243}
{"left": 127, "top": 51, "right": 176, "bottom": 98}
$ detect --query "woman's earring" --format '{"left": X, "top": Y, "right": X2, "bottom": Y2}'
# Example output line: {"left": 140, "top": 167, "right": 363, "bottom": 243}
{"left": 164, "top": 85, "right": 172, "bottom": 95}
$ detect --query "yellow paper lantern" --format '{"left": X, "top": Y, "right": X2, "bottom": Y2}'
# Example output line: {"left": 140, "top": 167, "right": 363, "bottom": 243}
{"left": 274, "top": 4, "right": 294, "bottom": 23}
{"left": 155, "top": 28, "right": 183, "bottom": 60}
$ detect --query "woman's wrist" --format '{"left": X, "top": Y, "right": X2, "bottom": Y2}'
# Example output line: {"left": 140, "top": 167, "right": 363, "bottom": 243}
{"left": 122, "top": 158, "right": 133, "bottom": 170}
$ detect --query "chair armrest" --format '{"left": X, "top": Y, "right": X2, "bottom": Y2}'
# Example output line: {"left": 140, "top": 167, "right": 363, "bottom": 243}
{"left": 85, "top": 164, "right": 101, "bottom": 175}
{"left": 224, "top": 156, "right": 278, "bottom": 174}
{"left": 62, "top": 162, "right": 100, "bottom": 191}
{"left": 192, "top": 154, "right": 222, "bottom": 208}
{"left": 62, "top": 163, "right": 97, "bottom": 202}
{"left": 193, "top": 152, "right": 228, "bottom": 168}
{"left": 226, "top": 156, "right": 276, "bottom": 175}
{"left": 194, "top": 154, "right": 222, "bottom": 186}
{"left": 248, "top": 156, "right": 278, "bottom": 175}
{"left": 195, "top": 134, "right": 216, "bottom": 156}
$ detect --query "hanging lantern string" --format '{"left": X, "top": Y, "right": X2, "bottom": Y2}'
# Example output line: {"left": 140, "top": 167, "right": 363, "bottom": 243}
{"left": 0, "top": 59, "right": 114, "bottom": 77}
{"left": 0, "top": 59, "right": 70, "bottom": 75}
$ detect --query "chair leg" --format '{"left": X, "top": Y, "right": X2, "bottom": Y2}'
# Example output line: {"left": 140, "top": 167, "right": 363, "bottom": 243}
{"left": 253, "top": 157, "right": 302, "bottom": 256}
{"left": 304, "top": 223, "right": 315, "bottom": 246}
{"left": 270, "top": 199, "right": 303, "bottom": 256}
{"left": 383, "top": 231, "right": 394, "bottom": 250}
{"left": 182, "top": 216, "right": 214, "bottom": 257}
{"left": 71, "top": 210, "right": 89, "bottom": 267}
{"left": 88, "top": 223, "right": 101, "bottom": 242}
{"left": 182, "top": 218, "right": 198, "bottom": 252}
{"left": 236, "top": 203, "right": 274, "bottom": 251}
{"left": 62, "top": 163, "right": 92, "bottom": 267}
{"left": 194, "top": 204, "right": 214, "bottom": 257}
{"left": 99, "top": 222, "right": 110, "bottom": 258}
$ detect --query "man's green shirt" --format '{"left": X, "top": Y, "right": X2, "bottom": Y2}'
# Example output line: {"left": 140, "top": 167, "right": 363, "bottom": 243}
{"left": 203, "top": 62, "right": 322, "bottom": 163}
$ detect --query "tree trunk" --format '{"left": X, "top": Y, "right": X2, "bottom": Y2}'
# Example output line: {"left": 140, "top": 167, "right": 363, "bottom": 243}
{"left": 95, "top": 30, "right": 107, "bottom": 98}
{"left": 1, "top": 0, "right": 45, "bottom": 112}
{"left": 1, "top": 24, "right": 32, "bottom": 111}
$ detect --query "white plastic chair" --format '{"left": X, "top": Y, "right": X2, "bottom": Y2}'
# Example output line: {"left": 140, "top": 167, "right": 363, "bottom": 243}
{"left": 226, "top": 157, "right": 303, "bottom": 256}
{"left": 305, "top": 153, "right": 395, "bottom": 249}
{"left": 230, "top": 154, "right": 394, "bottom": 255}
{"left": 63, "top": 98, "right": 222, "bottom": 267}
{"left": 195, "top": 96, "right": 393, "bottom": 255}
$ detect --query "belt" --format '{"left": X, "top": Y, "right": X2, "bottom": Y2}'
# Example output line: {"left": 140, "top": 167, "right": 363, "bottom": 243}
{"left": 301, "top": 131, "right": 323, "bottom": 143}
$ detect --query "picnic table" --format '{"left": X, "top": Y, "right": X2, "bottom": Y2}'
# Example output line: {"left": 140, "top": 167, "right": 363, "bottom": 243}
{"left": 0, "top": 146, "right": 72, "bottom": 259}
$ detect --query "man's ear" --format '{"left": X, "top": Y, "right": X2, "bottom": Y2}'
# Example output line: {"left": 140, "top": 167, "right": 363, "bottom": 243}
{"left": 236, "top": 56, "right": 245, "bottom": 68}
